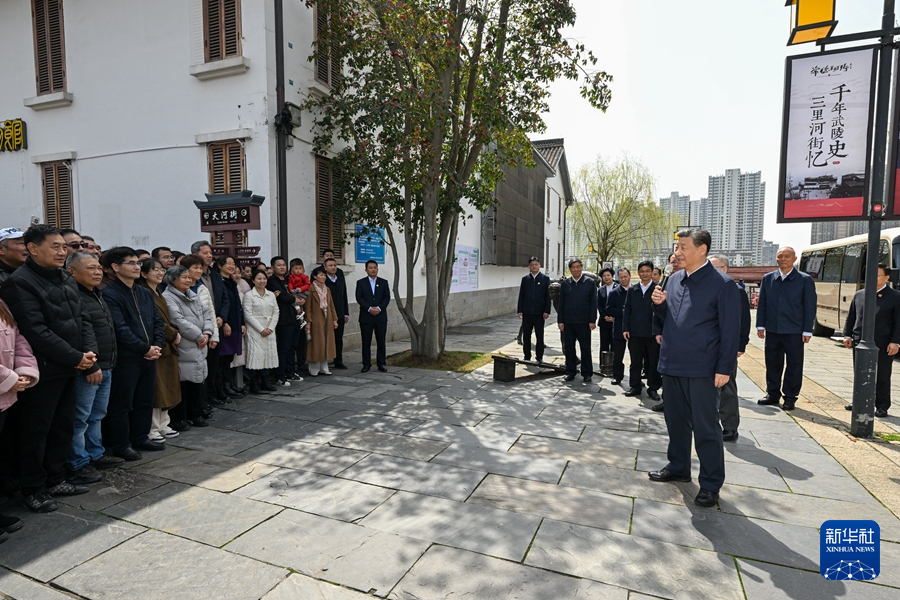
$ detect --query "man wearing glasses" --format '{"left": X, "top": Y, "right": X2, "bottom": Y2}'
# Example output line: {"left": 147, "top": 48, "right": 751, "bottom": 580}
{"left": 60, "top": 229, "right": 89, "bottom": 256}
{"left": 101, "top": 247, "right": 165, "bottom": 462}
{"left": 151, "top": 247, "right": 175, "bottom": 270}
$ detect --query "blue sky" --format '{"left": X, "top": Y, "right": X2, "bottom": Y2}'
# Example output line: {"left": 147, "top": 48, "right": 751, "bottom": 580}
{"left": 543, "top": 0, "right": 889, "bottom": 249}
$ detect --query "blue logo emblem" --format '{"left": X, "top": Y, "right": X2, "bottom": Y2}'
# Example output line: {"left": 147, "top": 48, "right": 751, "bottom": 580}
{"left": 820, "top": 520, "right": 879, "bottom": 580}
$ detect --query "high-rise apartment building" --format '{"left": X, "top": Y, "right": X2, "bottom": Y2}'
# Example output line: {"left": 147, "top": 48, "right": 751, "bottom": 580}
{"left": 706, "top": 169, "right": 766, "bottom": 266}
{"left": 660, "top": 192, "right": 691, "bottom": 227}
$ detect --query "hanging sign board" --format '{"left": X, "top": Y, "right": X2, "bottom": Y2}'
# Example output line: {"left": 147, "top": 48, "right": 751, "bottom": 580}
{"left": 777, "top": 46, "right": 877, "bottom": 223}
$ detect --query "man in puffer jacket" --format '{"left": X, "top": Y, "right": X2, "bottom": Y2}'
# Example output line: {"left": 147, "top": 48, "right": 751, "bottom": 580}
{"left": 0, "top": 225, "right": 98, "bottom": 513}
{"left": 101, "top": 247, "right": 164, "bottom": 462}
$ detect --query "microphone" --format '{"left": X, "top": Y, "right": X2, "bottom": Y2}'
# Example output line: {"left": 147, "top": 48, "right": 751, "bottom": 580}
{"left": 661, "top": 264, "right": 673, "bottom": 291}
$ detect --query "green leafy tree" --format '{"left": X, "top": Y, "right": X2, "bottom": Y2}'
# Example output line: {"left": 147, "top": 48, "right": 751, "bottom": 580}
{"left": 571, "top": 155, "right": 674, "bottom": 270}
{"left": 304, "top": 0, "right": 611, "bottom": 358}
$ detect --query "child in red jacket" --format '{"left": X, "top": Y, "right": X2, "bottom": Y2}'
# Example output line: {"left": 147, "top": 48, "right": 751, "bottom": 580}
{"left": 288, "top": 259, "right": 309, "bottom": 326}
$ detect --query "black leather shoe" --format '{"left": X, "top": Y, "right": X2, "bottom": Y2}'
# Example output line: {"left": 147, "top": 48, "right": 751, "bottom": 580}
{"left": 115, "top": 447, "right": 143, "bottom": 462}
{"left": 648, "top": 468, "right": 691, "bottom": 483}
{"left": 845, "top": 404, "right": 853, "bottom": 411}
{"left": 523, "top": 356, "right": 532, "bottom": 362}
{"left": 722, "top": 430, "right": 739, "bottom": 442}
{"left": 695, "top": 488, "right": 719, "bottom": 507}
{"left": 0, "top": 515, "right": 22, "bottom": 533}
{"left": 564, "top": 375, "right": 576, "bottom": 382}
{"left": 650, "top": 402, "right": 664, "bottom": 412}
{"left": 208, "top": 397, "right": 227, "bottom": 407}
{"left": 647, "top": 389, "right": 660, "bottom": 401}
{"left": 333, "top": 363, "right": 348, "bottom": 370}
{"left": 361, "top": 366, "right": 371, "bottom": 372}
{"left": 757, "top": 396, "right": 780, "bottom": 406}
{"left": 260, "top": 381, "right": 277, "bottom": 392}
{"left": 781, "top": 401, "right": 796, "bottom": 411}
{"left": 583, "top": 376, "right": 592, "bottom": 383}
{"left": 624, "top": 387, "right": 642, "bottom": 397}
{"left": 876, "top": 408, "right": 889, "bottom": 418}
{"left": 135, "top": 440, "right": 166, "bottom": 452}
{"left": 188, "top": 417, "right": 209, "bottom": 428}
{"left": 610, "top": 379, "right": 622, "bottom": 385}
{"left": 90, "top": 455, "right": 125, "bottom": 469}
{"left": 66, "top": 465, "right": 102, "bottom": 485}
{"left": 378, "top": 366, "right": 388, "bottom": 372}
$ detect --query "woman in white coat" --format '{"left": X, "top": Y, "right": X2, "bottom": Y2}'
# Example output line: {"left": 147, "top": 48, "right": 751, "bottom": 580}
{"left": 243, "top": 270, "right": 279, "bottom": 393}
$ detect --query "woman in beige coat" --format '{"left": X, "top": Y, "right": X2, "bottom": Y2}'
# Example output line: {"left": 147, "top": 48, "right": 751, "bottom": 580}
{"left": 305, "top": 266, "right": 338, "bottom": 376}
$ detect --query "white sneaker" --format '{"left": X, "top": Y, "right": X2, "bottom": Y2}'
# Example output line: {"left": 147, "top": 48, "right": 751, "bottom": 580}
{"left": 149, "top": 435, "right": 165, "bottom": 443}
{"left": 277, "top": 378, "right": 291, "bottom": 386}
{"left": 162, "top": 430, "right": 179, "bottom": 438}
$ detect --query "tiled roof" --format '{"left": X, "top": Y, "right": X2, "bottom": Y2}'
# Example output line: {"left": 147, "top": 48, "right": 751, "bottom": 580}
{"left": 532, "top": 138, "right": 565, "bottom": 169}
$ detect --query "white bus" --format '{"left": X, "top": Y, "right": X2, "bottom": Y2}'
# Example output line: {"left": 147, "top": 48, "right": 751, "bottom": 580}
{"left": 799, "top": 227, "right": 900, "bottom": 337}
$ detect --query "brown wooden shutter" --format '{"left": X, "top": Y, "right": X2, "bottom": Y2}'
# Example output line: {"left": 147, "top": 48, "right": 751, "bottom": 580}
{"left": 204, "top": 0, "right": 241, "bottom": 62}
{"left": 32, "top": 0, "right": 66, "bottom": 95}
{"left": 315, "top": 7, "right": 331, "bottom": 84}
{"left": 208, "top": 141, "right": 245, "bottom": 194}
{"left": 42, "top": 162, "right": 73, "bottom": 229}
{"left": 315, "top": 157, "right": 343, "bottom": 261}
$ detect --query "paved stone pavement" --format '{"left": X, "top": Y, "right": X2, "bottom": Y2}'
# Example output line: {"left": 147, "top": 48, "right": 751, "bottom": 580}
{"left": 0, "top": 314, "right": 898, "bottom": 599}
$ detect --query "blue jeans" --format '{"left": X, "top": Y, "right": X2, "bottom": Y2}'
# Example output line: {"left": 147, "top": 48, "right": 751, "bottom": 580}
{"left": 68, "top": 370, "right": 112, "bottom": 470}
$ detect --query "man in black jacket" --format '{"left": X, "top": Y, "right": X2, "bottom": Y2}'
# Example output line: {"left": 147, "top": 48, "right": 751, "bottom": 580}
{"left": 557, "top": 258, "right": 598, "bottom": 383}
{"left": 267, "top": 256, "right": 300, "bottom": 385}
{"left": 623, "top": 261, "right": 662, "bottom": 401}
{"left": 517, "top": 257, "right": 551, "bottom": 362}
{"left": 604, "top": 269, "right": 630, "bottom": 385}
{"left": 711, "top": 255, "right": 751, "bottom": 441}
{"left": 324, "top": 255, "right": 350, "bottom": 369}
{"left": 356, "top": 261, "right": 391, "bottom": 372}
{"left": 843, "top": 264, "right": 900, "bottom": 417}
{"left": 101, "top": 247, "right": 164, "bottom": 462}
{"left": 0, "top": 227, "right": 27, "bottom": 286}
{"left": 596, "top": 268, "right": 617, "bottom": 354}
{"left": 192, "top": 240, "right": 231, "bottom": 400}
{"left": 0, "top": 225, "right": 98, "bottom": 513}
{"left": 66, "top": 253, "right": 124, "bottom": 482}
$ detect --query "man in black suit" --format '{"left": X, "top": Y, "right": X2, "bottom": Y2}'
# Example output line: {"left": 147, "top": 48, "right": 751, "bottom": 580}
{"left": 843, "top": 263, "right": 900, "bottom": 417}
{"left": 650, "top": 228, "right": 740, "bottom": 508}
{"left": 322, "top": 253, "right": 350, "bottom": 369}
{"left": 623, "top": 261, "right": 661, "bottom": 401}
{"left": 756, "top": 246, "right": 817, "bottom": 411}
{"left": 557, "top": 258, "right": 597, "bottom": 383}
{"left": 596, "top": 268, "right": 617, "bottom": 354}
{"left": 604, "top": 268, "right": 630, "bottom": 385}
{"left": 517, "top": 257, "right": 551, "bottom": 362}
{"left": 356, "top": 260, "right": 391, "bottom": 373}
{"left": 710, "top": 255, "right": 751, "bottom": 442}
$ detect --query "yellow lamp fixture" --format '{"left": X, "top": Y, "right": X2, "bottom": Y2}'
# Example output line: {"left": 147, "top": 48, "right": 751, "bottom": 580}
{"left": 785, "top": 0, "right": 838, "bottom": 46}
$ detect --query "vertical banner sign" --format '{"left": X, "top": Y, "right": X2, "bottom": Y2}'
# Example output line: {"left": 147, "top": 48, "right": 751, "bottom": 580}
{"left": 778, "top": 46, "right": 878, "bottom": 223}
{"left": 450, "top": 245, "right": 479, "bottom": 292}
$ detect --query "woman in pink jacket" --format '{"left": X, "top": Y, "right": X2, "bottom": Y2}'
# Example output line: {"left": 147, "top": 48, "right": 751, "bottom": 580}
{"left": 0, "top": 299, "right": 39, "bottom": 543}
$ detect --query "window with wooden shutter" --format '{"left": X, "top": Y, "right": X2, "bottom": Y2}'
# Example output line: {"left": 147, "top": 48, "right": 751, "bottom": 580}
{"left": 204, "top": 0, "right": 242, "bottom": 62}
{"left": 314, "top": 4, "right": 340, "bottom": 86}
{"left": 207, "top": 141, "right": 245, "bottom": 194}
{"left": 315, "top": 156, "right": 343, "bottom": 261}
{"left": 31, "top": 0, "right": 67, "bottom": 96}
{"left": 42, "top": 161, "right": 73, "bottom": 228}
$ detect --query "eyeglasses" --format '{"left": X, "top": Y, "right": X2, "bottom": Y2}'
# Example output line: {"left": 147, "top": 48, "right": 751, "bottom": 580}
{"left": 122, "top": 261, "right": 143, "bottom": 267}
{"left": 67, "top": 242, "right": 90, "bottom": 249}
{"left": 150, "top": 267, "right": 165, "bottom": 272}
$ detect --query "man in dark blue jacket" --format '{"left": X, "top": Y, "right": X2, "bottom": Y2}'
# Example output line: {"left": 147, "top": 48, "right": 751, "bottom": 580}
{"left": 596, "top": 268, "right": 617, "bottom": 354}
{"left": 603, "top": 269, "right": 630, "bottom": 385}
{"left": 517, "top": 257, "right": 552, "bottom": 362}
{"left": 623, "top": 260, "right": 661, "bottom": 400}
{"left": 649, "top": 229, "right": 740, "bottom": 508}
{"left": 557, "top": 258, "right": 597, "bottom": 383}
{"left": 755, "top": 246, "right": 817, "bottom": 411}
{"left": 356, "top": 260, "right": 391, "bottom": 372}
{"left": 842, "top": 264, "right": 900, "bottom": 417}
{"left": 711, "top": 255, "right": 751, "bottom": 442}
{"left": 101, "top": 247, "right": 165, "bottom": 462}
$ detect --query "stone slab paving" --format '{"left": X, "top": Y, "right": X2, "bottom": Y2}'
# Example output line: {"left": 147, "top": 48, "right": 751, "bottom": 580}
{"left": 103, "top": 481, "right": 282, "bottom": 547}
{"left": 53, "top": 530, "right": 287, "bottom": 600}
{"left": 226, "top": 508, "right": 429, "bottom": 595}
{"left": 3, "top": 314, "right": 900, "bottom": 598}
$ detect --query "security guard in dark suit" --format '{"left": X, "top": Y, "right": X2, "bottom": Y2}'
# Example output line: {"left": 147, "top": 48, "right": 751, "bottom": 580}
{"left": 603, "top": 268, "right": 630, "bottom": 385}
{"left": 517, "top": 257, "right": 551, "bottom": 362}
{"left": 356, "top": 260, "right": 391, "bottom": 373}
{"left": 596, "top": 268, "right": 617, "bottom": 354}
{"left": 843, "top": 263, "right": 900, "bottom": 417}
{"left": 623, "top": 260, "right": 661, "bottom": 401}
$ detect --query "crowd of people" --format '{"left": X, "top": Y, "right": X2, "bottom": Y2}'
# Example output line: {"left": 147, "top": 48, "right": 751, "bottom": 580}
{"left": 0, "top": 224, "right": 391, "bottom": 542}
